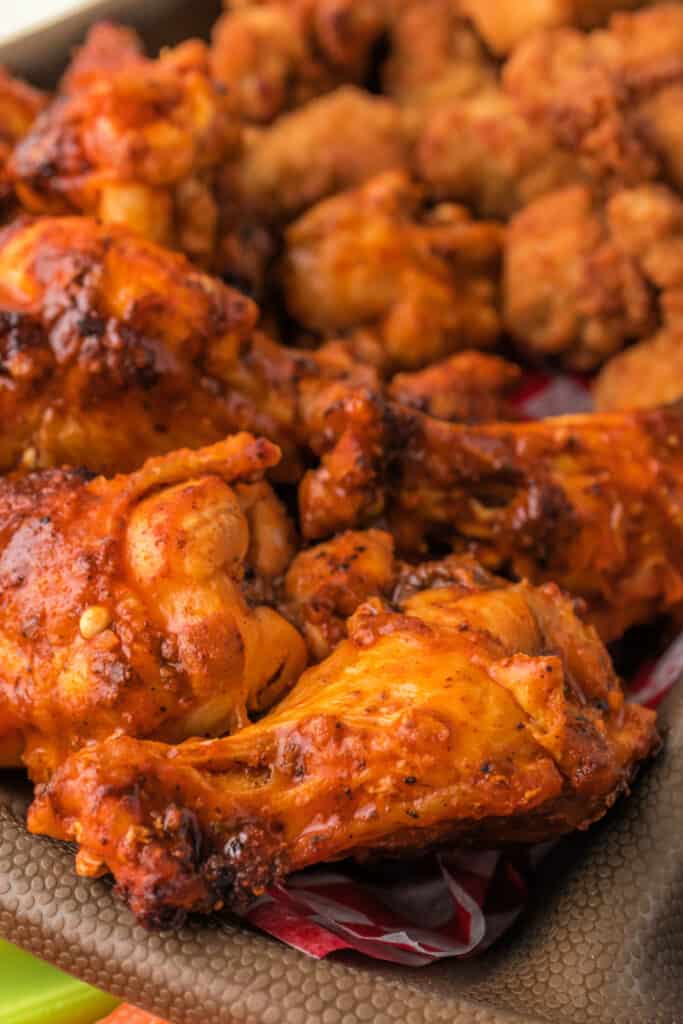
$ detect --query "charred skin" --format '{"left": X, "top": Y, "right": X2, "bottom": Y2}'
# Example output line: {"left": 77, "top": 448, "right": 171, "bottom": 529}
{"left": 0, "top": 435, "right": 307, "bottom": 783}
{"left": 30, "top": 560, "right": 658, "bottom": 927}
{"left": 387, "top": 401, "right": 683, "bottom": 641}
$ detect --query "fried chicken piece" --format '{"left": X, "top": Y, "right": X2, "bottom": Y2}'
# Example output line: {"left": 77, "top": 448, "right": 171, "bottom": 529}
{"left": 283, "top": 529, "right": 396, "bottom": 659}
{"left": 504, "top": 5, "right": 683, "bottom": 190}
{"left": 594, "top": 326, "right": 683, "bottom": 410}
{"left": 0, "top": 69, "right": 47, "bottom": 211}
{"left": 0, "top": 216, "right": 270, "bottom": 476}
{"left": 416, "top": 88, "right": 586, "bottom": 219}
{"left": 216, "top": 86, "right": 409, "bottom": 294}
{"left": 388, "top": 402, "right": 683, "bottom": 641}
{"left": 29, "top": 558, "right": 658, "bottom": 926}
{"left": 460, "top": 0, "right": 650, "bottom": 56}
{"left": 210, "top": 0, "right": 386, "bottom": 123}
{"left": 504, "top": 184, "right": 657, "bottom": 370}
{"left": 0, "top": 435, "right": 307, "bottom": 785}
{"left": 8, "top": 23, "right": 239, "bottom": 265}
{"left": 381, "top": 0, "right": 495, "bottom": 111}
{"left": 281, "top": 171, "right": 502, "bottom": 371}
{"left": 387, "top": 351, "right": 522, "bottom": 422}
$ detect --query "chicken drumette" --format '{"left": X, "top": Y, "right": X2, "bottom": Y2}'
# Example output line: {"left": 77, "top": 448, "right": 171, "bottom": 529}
{"left": 29, "top": 558, "right": 658, "bottom": 926}
{"left": 0, "top": 68, "right": 47, "bottom": 213}
{"left": 8, "top": 22, "right": 239, "bottom": 265}
{"left": 0, "top": 435, "right": 307, "bottom": 783}
{"left": 386, "top": 402, "right": 683, "bottom": 642}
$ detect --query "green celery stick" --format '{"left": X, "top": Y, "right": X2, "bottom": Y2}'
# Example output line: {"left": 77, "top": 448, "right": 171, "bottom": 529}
{"left": 0, "top": 939, "right": 119, "bottom": 1024}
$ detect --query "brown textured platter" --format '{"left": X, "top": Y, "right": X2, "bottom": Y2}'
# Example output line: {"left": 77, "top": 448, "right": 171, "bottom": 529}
{"left": 1, "top": 4, "right": 683, "bottom": 1022}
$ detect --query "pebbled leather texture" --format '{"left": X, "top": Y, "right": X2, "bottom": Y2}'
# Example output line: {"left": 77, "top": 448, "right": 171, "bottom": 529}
{"left": 1, "top": 678, "right": 682, "bottom": 1024}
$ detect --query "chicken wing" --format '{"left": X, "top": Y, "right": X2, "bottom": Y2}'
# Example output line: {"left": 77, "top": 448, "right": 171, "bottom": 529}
{"left": 504, "top": 5, "right": 683, "bottom": 191}
{"left": 388, "top": 402, "right": 683, "bottom": 641}
{"left": 0, "top": 435, "right": 307, "bottom": 784}
{"left": 29, "top": 558, "right": 658, "bottom": 926}
{"left": 0, "top": 216, "right": 271, "bottom": 476}
{"left": 386, "top": 351, "right": 522, "bottom": 422}
{"left": 283, "top": 528, "right": 397, "bottom": 659}
{"left": 281, "top": 171, "right": 502, "bottom": 371}
{"left": 0, "top": 68, "right": 47, "bottom": 212}
{"left": 8, "top": 23, "right": 239, "bottom": 265}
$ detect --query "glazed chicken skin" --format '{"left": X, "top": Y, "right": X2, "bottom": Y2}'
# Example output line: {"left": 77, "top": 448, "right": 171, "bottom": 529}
{"left": 0, "top": 216, "right": 270, "bottom": 477}
{"left": 388, "top": 402, "right": 683, "bottom": 642}
{"left": 29, "top": 559, "right": 658, "bottom": 926}
{"left": 503, "top": 183, "right": 683, "bottom": 370}
{"left": 0, "top": 213, "right": 379, "bottom": 487}
{"left": 504, "top": 5, "right": 683, "bottom": 193}
{"left": 0, "top": 435, "right": 307, "bottom": 784}
{"left": 283, "top": 528, "right": 397, "bottom": 659}
{"left": 0, "top": 69, "right": 47, "bottom": 211}
{"left": 386, "top": 351, "right": 522, "bottom": 422}
{"left": 8, "top": 23, "right": 239, "bottom": 265}
{"left": 281, "top": 171, "right": 502, "bottom": 371}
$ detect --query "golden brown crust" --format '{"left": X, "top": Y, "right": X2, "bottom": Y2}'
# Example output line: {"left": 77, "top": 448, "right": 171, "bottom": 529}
{"left": 281, "top": 170, "right": 502, "bottom": 371}
{"left": 211, "top": 0, "right": 386, "bottom": 123}
{"left": 29, "top": 564, "right": 657, "bottom": 926}
{"left": 283, "top": 529, "right": 397, "bottom": 658}
{"left": 9, "top": 25, "right": 239, "bottom": 265}
{"left": 0, "top": 435, "right": 307, "bottom": 784}
{"left": 0, "top": 68, "right": 47, "bottom": 209}
{"left": 388, "top": 402, "right": 683, "bottom": 641}
{"left": 387, "top": 351, "right": 522, "bottom": 422}
{"left": 594, "top": 325, "right": 683, "bottom": 410}
{"left": 503, "top": 6, "right": 683, "bottom": 190}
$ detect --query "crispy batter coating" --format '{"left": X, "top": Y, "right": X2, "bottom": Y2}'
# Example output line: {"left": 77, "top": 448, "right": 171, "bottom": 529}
{"left": 281, "top": 171, "right": 502, "bottom": 370}
{"left": 504, "top": 5, "right": 683, "bottom": 191}
{"left": 416, "top": 88, "right": 586, "bottom": 219}
{"left": 389, "top": 402, "right": 683, "bottom": 641}
{"left": 283, "top": 529, "right": 396, "bottom": 659}
{"left": 594, "top": 325, "right": 683, "bottom": 410}
{"left": 504, "top": 182, "right": 683, "bottom": 369}
{"left": 461, "top": 0, "right": 650, "bottom": 56}
{"left": 0, "top": 435, "right": 307, "bottom": 784}
{"left": 29, "top": 559, "right": 657, "bottom": 926}
{"left": 504, "top": 184, "right": 658, "bottom": 369}
{"left": 216, "top": 86, "right": 409, "bottom": 293}
{"left": 211, "top": 0, "right": 385, "bottom": 122}
{"left": 387, "top": 351, "right": 522, "bottom": 422}
{"left": 8, "top": 23, "right": 239, "bottom": 265}
{"left": 0, "top": 216, "right": 270, "bottom": 476}
{"left": 0, "top": 69, "right": 47, "bottom": 209}
{"left": 381, "top": 0, "right": 495, "bottom": 110}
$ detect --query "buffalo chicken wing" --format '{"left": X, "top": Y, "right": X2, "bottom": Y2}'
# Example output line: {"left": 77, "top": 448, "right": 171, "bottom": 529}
{"left": 9, "top": 23, "right": 239, "bottom": 265}
{"left": 29, "top": 559, "right": 658, "bottom": 926}
{"left": 389, "top": 402, "right": 683, "bottom": 641}
{"left": 0, "top": 435, "right": 306, "bottom": 783}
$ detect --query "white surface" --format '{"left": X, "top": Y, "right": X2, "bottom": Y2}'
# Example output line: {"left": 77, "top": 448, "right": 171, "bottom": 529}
{"left": 0, "top": 0, "right": 96, "bottom": 44}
